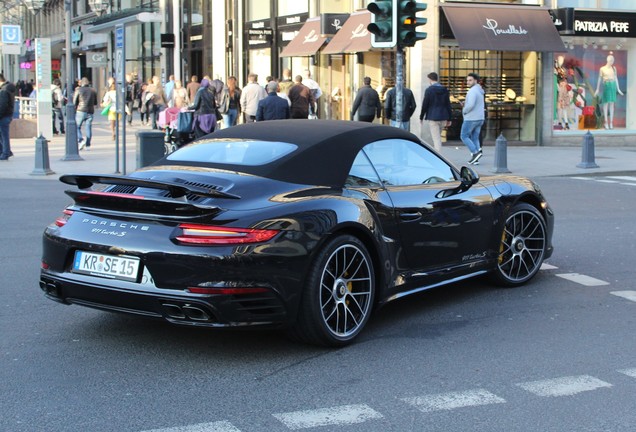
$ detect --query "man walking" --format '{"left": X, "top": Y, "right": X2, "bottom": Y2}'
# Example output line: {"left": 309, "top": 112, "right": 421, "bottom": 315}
{"left": 303, "top": 70, "right": 322, "bottom": 118}
{"left": 288, "top": 75, "right": 315, "bottom": 119}
{"left": 0, "top": 74, "right": 16, "bottom": 160}
{"left": 461, "top": 72, "right": 485, "bottom": 164}
{"left": 187, "top": 75, "right": 200, "bottom": 103}
{"left": 51, "top": 78, "right": 65, "bottom": 135}
{"left": 74, "top": 77, "right": 97, "bottom": 150}
{"left": 384, "top": 85, "right": 417, "bottom": 131}
{"left": 256, "top": 81, "right": 290, "bottom": 121}
{"left": 278, "top": 69, "right": 293, "bottom": 94}
{"left": 419, "top": 72, "right": 452, "bottom": 152}
{"left": 125, "top": 74, "right": 138, "bottom": 125}
{"left": 351, "top": 76, "right": 382, "bottom": 122}
{"left": 240, "top": 73, "right": 267, "bottom": 123}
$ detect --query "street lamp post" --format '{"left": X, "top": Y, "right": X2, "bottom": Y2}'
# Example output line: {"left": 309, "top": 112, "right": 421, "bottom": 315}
{"left": 61, "top": 0, "right": 81, "bottom": 161}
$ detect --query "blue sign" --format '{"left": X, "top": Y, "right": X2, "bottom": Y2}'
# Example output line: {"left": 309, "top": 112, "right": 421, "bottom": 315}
{"left": 1, "top": 25, "right": 21, "bottom": 44}
{"left": 115, "top": 26, "right": 124, "bottom": 49}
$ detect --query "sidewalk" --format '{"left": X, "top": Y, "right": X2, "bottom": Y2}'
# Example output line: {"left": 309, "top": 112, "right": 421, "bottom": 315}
{"left": 2, "top": 116, "right": 635, "bottom": 180}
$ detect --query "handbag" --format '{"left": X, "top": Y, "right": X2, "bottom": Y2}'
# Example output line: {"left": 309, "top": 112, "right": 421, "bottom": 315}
{"left": 177, "top": 111, "right": 193, "bottom": 133}
{"left": 100, "top": 103, "right": 111, "bottom": 116}
{"left": 582, "top": 106, "right": 595, "bottom": 116}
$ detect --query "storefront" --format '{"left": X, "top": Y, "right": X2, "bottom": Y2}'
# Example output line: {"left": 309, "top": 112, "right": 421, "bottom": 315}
{"left": 439, "top": 3, "right": 564, "bottom": 144}
{"left": 548, "top": 9, "right": 636, "bottom": 146}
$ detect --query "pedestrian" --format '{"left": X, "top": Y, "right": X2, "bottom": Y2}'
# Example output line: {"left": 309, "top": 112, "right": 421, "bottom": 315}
{"left": 125, "top": 74, "right": 138, "bottom": 125}
{"left": 51, "top": 78, "right": 65, "bottom": 135}
{"left": 187, "top": 75, "right": 200, "bottom": 103}
{"left": 223, "top": 76, "right": 241, "bottom": 128}
{"left": 101, "top": 81, "right": 117, "bottom": 140}
{"left": 256, "top": 81, "right": 290, "bottom": 121}
{"left": 351, "top": 76, "right": 382, "bottom": 122}
{"left": 164, "top": 74, "right": 176, "bottom": 106}
{"left": 278, "top": 68, "right": 293, "bottom": 94}
{"left": 419, "top": 72, "right": 452, "bottom": 152}
{"left": 147, "top": 76, "right": 167, "bottom": 129}
{"left": 0, "top": 74, "right": 16, "bottom": 160}
{"left": 461, "top": 72, "right": 485, "bottom": 165}
{"left": 74, "top": 77, "right": 97, "bottom": 150}
{"left": 288, "top": 75, "right": 315, "bottom": 119}
{"left": 171, "top": 79, "right": 189, "bottom": 109}
{"left": 303, "top": 69, "right": 322, "bottom": 118}
{"left": 139, "top": 79, "right": 149, "bottom": 126}
{"left": 384, "top": 85, "right": 417, "bottom": 131}
{"left": 189, "top": 78, "right": 218, "bottom": 138}
{"left": 240, "top": 73, "right": 267, "bottom": 123}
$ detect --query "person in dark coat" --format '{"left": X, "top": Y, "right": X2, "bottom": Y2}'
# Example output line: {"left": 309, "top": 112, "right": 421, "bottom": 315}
{"left": 288, "top": 75, "right": 315, "bottom": 119}
{"left": 351, "top": 76, "right": 382, "bottom": 122}
{"left": 73, "top": 77, "right": 98, "bottom": 150}
{"left": 419, "top": 72, "right": 452, "bottom": 152}
{"left": 384, "top": 85, "right": 417, "bottom": 131}
{"left": 0, "top": 74, "right": 16, "bottom": 160}
{"left": 189, "top": 78, "right": 218, "bottom": 138}
{"left": 256, "top": 81, "right": 290, "bottom": 121}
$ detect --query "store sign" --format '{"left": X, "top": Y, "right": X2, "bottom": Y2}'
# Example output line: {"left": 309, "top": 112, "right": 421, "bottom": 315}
{"left": 86, "top": 51, "right": 107, "bottom": 67}
{"left": 571, "top": 11, "right": 636, "bottom": 38}
{"left": 482, "top": 18, "right": 528, "bottom": 36}
{"left": 247, "top": 20, "right": 273, "bottom": 47}
{"left": 321, "top": 13, "right": 349, "bottom": 36}
{"left": 277, "top": 13, "right": 308, "bottom": 46}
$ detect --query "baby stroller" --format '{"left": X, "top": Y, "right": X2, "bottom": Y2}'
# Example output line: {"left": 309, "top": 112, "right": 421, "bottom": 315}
{"left": 159, "top": 107, "right": 195, "bottom": 155}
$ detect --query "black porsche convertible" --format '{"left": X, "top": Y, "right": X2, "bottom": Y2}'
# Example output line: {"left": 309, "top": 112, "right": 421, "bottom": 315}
{"left": 40, "top": 120, "right": 554, "bottom": 346}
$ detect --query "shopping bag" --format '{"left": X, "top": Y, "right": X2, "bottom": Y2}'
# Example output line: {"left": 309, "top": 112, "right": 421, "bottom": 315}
{"left": 100, "top": 103, "right": 111, "bottom": 116}
{"left": 177, "top": 111, "right": 193, "bottom": 133}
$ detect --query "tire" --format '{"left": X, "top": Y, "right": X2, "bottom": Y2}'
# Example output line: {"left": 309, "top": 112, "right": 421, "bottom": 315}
{"left": 492, "top": 202, "right": 547, "bottom": 287}
{"left": 288, "top": 235, "right": 375, "bottom": 347}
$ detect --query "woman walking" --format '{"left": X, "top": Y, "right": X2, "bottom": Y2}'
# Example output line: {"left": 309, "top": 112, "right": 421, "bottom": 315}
{"left": 102, "top": 81, "right": 117, "bottom": 140}
{"left": 189, "top": 78, "right": 218, "bottom": 138}
{"left": 171, "top": 79, "right": 189, "bottom": 109}
{"left": 224, "top": 76, "right": 241, "bottom": 128}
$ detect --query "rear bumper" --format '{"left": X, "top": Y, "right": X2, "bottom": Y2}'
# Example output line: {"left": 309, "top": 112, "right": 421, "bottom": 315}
{"left": 39, "top": 272, "right": 288, "bottom": 328}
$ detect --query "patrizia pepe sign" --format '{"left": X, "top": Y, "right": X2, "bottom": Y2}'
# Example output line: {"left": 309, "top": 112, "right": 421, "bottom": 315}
{"left": 483, "top": 18, "right": 528, "bottom": 36}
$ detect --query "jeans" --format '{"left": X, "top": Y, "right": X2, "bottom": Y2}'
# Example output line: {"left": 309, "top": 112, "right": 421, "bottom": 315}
{"left": 152, "top": 104, "right": 164, "bottom": 129}
{"left": 390, "top": 120, "right": 410, "bottom": 131}
{"left": 52, "top": 108, "right": 65, "bottom": 134}
{"left": 76, "top": 111, "right": 94, "bottom": 146}
{"left": 460, "top": 119, "right": 484, "bottom": 154}
{"left": 223, "top": 108, "right": 238, "bottom": 128}
{"left": 0, "top": 115, "right": 12, "bottom": 158}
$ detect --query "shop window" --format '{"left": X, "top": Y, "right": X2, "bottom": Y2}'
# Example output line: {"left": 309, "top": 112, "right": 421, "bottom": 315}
{"left": 248, "top": 0, "right": 271, "bottom": 21}
{"left": 553, "top": 48, "right": 627, "bottom": 131}
{"left": 279, "top": 1, "right": 308, "bottom": 16}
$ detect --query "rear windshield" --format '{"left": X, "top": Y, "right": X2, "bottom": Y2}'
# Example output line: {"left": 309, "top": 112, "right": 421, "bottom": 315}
{"left": 166, "top": 139, "right": 297, "bottom": 166}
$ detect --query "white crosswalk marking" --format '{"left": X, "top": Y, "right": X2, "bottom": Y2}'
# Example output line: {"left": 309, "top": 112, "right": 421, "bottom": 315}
{"left": 618, "top": 368, "right": 636, "bottom": 379}
{"left": 556, "top": 273, "right": 610, "bottom": 286}
{"left": 516, "top": 375, "right": 612, "bottom": 397}
{"left": 606, "top": 176, "right": 636, "bottom": 182}
{"left": 540, "top": 263, "right": 558, "bottom": 270}
{"left": 401, "top": 389, "right": 506, "bottom": 413}
{"left": 140, "top": 421, "right": 242, "bottom": 432}
{"left": 273, "top": 404, "right": 383, "bottom": 430}
{"left": 570, "top": 177, "right": 594, "bottom": 181}
{"left": 610, "top": 290, "right": 636, "bottom": 302}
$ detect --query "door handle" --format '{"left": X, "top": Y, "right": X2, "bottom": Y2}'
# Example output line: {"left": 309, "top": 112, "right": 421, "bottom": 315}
{"left": 399, "top": 212, "right": 422, "bottom": 221}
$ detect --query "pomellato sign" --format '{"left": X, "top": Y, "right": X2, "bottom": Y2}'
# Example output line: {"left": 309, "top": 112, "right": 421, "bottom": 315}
{"left": 482, "top": 18, "right": 528, "bottom": 36}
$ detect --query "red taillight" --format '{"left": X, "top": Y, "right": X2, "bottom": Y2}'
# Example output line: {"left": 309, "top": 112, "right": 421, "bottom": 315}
{"left": 175, "top": 224, "right": 279, "bottom": 245}
{"left": 54, "top": 209, "right": 74, "bottom": 227}
{"left": 41, "top": 261, "right": 50, "bottom": 269}
{"left": 187, "top": 287, "right": 269, "bottom": 295}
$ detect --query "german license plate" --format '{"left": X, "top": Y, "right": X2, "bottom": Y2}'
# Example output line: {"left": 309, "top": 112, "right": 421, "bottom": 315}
{"left": 72, "top": 251, "right": 140, "bottom": 282}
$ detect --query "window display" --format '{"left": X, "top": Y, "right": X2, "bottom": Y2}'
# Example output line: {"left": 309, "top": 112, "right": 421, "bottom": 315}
{"left": 554, "top": 48, "right": 627, "bottom": 131}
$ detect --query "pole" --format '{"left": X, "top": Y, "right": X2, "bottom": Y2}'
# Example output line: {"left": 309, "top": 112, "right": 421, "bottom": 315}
{"left": 395, "top": 46, "right": 404, "bottom": 130}
{"left": 62, "top": 0, "right": 81, "bottom": 161}
{"left": 120, "top": 26, "right": 127, "bottom": 175}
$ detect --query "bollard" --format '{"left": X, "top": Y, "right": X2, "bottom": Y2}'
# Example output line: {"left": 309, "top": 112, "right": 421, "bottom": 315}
{"left": 30, "top": 134, "right": 55, "bottom": 176}
{"left": 576, "top": 131, "right": 600, "bottom": 168}
{"left": 492, "top": 133, "right": 511, "bottom": 173}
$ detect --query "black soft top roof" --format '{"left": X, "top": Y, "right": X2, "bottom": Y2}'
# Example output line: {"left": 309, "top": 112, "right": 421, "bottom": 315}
{"left": 160, "top": 120, "right": 421, "bottom": 187}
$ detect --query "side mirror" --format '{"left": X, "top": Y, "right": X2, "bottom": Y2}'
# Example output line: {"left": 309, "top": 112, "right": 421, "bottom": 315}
{"left": 460, "top": 166, "right": 479, "bottom": 188}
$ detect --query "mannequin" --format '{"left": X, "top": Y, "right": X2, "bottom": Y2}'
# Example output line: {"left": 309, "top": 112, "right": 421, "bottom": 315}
{"left": 554, "top": 55, "right": 566, "bottom": 124}
{"left": 595, "top": 55, "right": 624, "bottom": 129}
{"left": 557, "top": 79, "right": 572, "bottom": 129}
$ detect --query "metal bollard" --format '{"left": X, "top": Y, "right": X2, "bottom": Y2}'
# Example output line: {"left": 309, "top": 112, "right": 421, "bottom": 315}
{"left": 31, "top": 135, "right": 55, "bottom": 176}
{"left": 492, "top": 133, "right": 511, "bottom": 173}
{"left": 576, "top": 131, "right": 600, "bottom": 168}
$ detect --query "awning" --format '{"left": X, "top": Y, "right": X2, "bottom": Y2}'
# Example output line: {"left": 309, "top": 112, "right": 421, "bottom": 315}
{"left": 323, "top": 11, "right": 371, "bottom": 54}
{"left": 280, "top": 17, "right": 329, "bottom": 57}
{"left": 441, "top": 3, "right": 565, "bottom": 52}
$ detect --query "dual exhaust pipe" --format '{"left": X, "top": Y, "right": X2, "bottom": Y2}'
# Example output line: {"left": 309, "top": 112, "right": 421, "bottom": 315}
{"left": 160, "top": 301, "right": 215, "bottom": 323}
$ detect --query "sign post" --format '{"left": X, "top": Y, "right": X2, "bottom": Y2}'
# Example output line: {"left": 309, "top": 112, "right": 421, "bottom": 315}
{"left": 115, "top": 25, "right": 125, "bottom": 174}
{"left": 35, "top": 38, "right": 53, "bottom": 139}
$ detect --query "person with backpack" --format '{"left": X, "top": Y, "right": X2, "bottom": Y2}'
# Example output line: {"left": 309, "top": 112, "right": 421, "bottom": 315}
{"left": 0, "top": 74, "right": 16, "bottom": 160}
{"left": 51, "top": 78, "right": 65, "bottom": 135}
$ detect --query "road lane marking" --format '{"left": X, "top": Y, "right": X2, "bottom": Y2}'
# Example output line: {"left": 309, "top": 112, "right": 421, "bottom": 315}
{"left": 596, "top": 180, "right": 620, "bottom": 184}
{"left": 619, "top": 182, "right": 636, "bottom": 186}
{"left": 606, "top": 176, "right": 636, "bottom": 182}
{"left": 401, "top": 389, "right": 506, "bottom": 413}
{"left": 141, "top": 421, "right": 242, "bottom": 432}
{"left": 540, "top": 263, "right": 558, "bottom": 270}
{"left": 610, "top": 291, "right": 636, "bottom": 302}
{"left": 273, "top": 404, "right": 383, "bottom": 430}
{"left": 570, "top": 177, "right": 594, "bottom": 181}
{"left": 618, "top": 369, "right": 636, "bottom": 379}
{"left": 555, "top": 273, "right": 610, "bottom": 286}
{"left": 516, "top": 375, "right": 612, "bottom": 397}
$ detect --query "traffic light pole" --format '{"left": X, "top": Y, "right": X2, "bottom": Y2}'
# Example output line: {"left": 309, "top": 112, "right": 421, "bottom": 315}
{"left": 62, "top": 0, "right": 81, "bottom": 161}
{"left": 395, "top": 46, "right": 404, "bottom": 130}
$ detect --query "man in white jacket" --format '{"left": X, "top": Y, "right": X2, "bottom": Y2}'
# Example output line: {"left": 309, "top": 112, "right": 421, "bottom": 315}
{"left": 460, "top": 72, "right": 485, "bottom": 165}
{"left": 240, "top": 74, "right": 267, "bottom": 123}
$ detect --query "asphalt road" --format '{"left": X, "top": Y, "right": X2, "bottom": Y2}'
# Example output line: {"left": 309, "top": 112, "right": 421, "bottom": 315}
{"left": 1, "top": 174, "right": 635, "bottom": 432}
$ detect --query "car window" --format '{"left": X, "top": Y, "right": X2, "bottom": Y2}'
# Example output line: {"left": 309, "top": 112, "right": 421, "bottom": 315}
{"left": 361, "top": 139, "right": 456, "bottom": 186}
{"left": 166, "top": 139, "right": 297, "bottom": 166}
{"left": 346, "top": 150, "right": 383, "bottom": 187}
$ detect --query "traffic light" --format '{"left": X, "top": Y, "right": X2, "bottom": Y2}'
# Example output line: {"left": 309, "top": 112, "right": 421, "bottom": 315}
{"left": 367, "top": 1, "right": 397, "bottom": 48}
{"left": 397, "top": 1, "right": 427, "bottom": 47}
